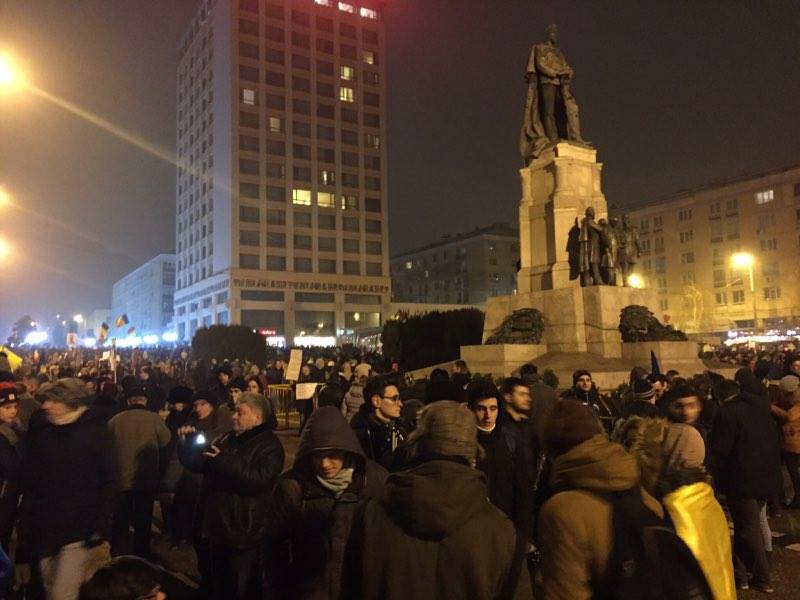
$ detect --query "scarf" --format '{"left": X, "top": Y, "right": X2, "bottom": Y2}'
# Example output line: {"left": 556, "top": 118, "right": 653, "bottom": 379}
{"left": 477, "top": 423, "right": 496, "bottom": 433}
{"left": 316, "top": 467, "right": 355, "bottom": 498}
{"left": 48, "top": 406, "right": 88, "bottom": 426}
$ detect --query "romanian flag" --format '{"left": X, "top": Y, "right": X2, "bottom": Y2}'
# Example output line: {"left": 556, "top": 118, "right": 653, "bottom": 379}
{"left": 98, "top": 322, "right": 110, "bottom": 342}
{"left": 127, "top": 326, "right": 136, "bottom": 335}
{"left": 115, "top": 314, "right": 129, "bottom": 328}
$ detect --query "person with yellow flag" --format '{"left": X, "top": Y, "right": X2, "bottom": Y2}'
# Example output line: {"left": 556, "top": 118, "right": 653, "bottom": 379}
{"left": 0, "top": 347, "right": 22, "bottom": 373}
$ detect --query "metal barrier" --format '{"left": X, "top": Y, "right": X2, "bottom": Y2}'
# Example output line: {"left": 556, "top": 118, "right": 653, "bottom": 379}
{"left": 267, "top": 384, "right": 296, "bottom": 428}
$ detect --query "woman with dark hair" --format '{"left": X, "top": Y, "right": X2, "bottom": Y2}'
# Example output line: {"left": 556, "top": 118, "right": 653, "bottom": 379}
{"left": 264, "top": 406, "right": 386, "bottom": 599}
{"left": 78, "top": 556, "right": 165, "bottom": 600}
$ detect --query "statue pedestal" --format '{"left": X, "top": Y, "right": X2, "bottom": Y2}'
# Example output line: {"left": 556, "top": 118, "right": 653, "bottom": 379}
{"left": 518, "top": 142, "right": 607, "bottom": 293}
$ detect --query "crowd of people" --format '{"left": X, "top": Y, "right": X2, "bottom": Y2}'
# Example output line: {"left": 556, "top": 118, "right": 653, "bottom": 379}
{"left": 0, "top": 342, "right": 798, "bottom": 598}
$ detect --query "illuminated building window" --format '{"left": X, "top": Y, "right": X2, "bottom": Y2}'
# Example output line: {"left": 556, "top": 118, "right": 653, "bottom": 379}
{"left": 755, "top": 189, "right": 774, "bottom": 204}
{"left": 340, "top": 65, "right": 355, "bottom": 81}
{"left": 319, "top": 170, "right": 336, "bottom": 185}
{"left": 360, "top": 7, "right": 379, "bottom": 19}
{"left": 315, "top": 0, "right": 333, "bottom": 6}
{"left": 338, "top": 2, "right": 354, "bottom": 13}
{"left": 366, "top": 133, "right": 380, "bottom": 149}
{"left": 318, "top": 192, "right": 335, "bottom": 208}
{"left": 341, "top": 194, "right": 358, "bottom": 210}
{"left": 763, "top": 286, "right": 781, "bottom": 300}
{"left": 715, "top": 292, "right": 727, "bottom": 305}
{"left": 732, "top": 290, "right": 745, "bottom": 304}
{"left": 339, "top": 86, "right": 355, "bottom": 102}
{"left": 241, "top": 88, "right": 256, "bottom": 105}
{"left": 292, "top": 189, "right": 312, "bottom": 206}
{"left": 363, "top": 50, "right": 376, "bottom": 65}
{"left": 268, "top": 116, "right": 283, "bottom": 132}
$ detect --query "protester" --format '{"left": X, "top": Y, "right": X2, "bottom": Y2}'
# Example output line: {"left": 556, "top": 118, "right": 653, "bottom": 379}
{"left": 466, "top": 379, "right": 534, "bottom": 541}
{"left": 158, "top": 386, "right": 194, "bottom": 546}
{"left": 664, "top": 384, "right": 709, "bottom": 440}
{"left": 770, "top": 374, "right": 800, "bottom": 508}
{"left": 568, "top": 369, "right": 601, "bottom": 412}
{"left": 178, "top": 392, "right": 284, "bottom": 599}
{"left": 536, "top": 399, "right": 664, "bottom": 599}
{"left": 78, "top": 555, "right": 166, "bottom": 600}
{"left": 620, "top": 378, "right": 661, "bottom": 418}
{"left": 709, "top": 378, "right": 780, "bottom": 592}
{"left": 342, "top": 400, "right": 532, "bottom": 599}
{"left": 341, "top": 373, "right": 366, "bottom": 423}
{"left": 350, "top": 374, "right": 404, "bottom": 468}
{"left": 108, "top": 385, "right": 171, "bottom": 558}
{"left": 498, "top": 377, "right": 540, "bottom": 496}
{"left": 265, "top": 406, "right": 387, "bottom": 599}
{"left": 24, "top": 378, "right": 118, "bottom": 600}
{"left": 451, "top": 359, "right": 471, "bottom": 389}
{"left": 0, "top": 384, "right": 22, "bottom": 552}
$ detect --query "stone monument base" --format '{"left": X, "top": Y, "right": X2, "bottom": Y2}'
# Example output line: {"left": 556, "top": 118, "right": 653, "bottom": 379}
{"left": 461, "top": 343, "right": 548, "bottom": 378}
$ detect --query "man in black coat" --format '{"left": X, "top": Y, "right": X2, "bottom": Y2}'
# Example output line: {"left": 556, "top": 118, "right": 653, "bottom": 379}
{"left": 23, "top": 378, "right": 118, "bottom": 600}
{"left": 350, "top": 374, "right": 404, "bottom": 469}
{"left": 709, "top": 378, "right": 781, "bottom": 592}
{"left": 466, "top": 380, "right": 534, "bottom": 543}
{"left": 179, "top": 391, "right": 284, "bottom": 600}
{"left": 265, "top": 406, "right": 387, "bottom": 599}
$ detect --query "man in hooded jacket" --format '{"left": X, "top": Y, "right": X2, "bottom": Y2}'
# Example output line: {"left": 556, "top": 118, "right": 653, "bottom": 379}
{"left": 264, "top": 406, "right": 387, "bottom": 599}
{"left": 341, "top": 400, "right": 532, "bottom": 600}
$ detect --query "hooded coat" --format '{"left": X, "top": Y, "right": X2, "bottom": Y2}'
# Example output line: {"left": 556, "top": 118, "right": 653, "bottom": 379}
{"left": 536, "top": 434, "right": 663, "bottom": 600}
{"left": 341, "top": 457, "right": 532, "bottom": 600}
{"left": 264, "top": 406, "right": 387, "bottom": 599}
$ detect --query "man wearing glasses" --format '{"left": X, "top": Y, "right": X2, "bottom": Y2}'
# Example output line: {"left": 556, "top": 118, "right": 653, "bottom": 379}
{"left": 350, "top": 374, "right": 404, "bottom": 468}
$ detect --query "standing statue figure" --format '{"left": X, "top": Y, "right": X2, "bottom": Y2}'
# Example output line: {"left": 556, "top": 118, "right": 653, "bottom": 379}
{"left": 520, "top": 23, "right": 588, "bottom": 164}
{"left": 579, "top": 207, "right": 603, "bottom": 286}
{"left": 566, "top": 218, "right": 581, "bottom": 281}
{"left": 598, "top": 218, "right": 618, "bottom": 286}
{"left": 616, "top": 214, "right": 642, "bottom": 285}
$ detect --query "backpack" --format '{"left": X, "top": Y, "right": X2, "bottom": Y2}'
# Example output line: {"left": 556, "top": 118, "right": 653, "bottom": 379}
{"left": 593, "top": 488, "right": 712, "bottom": 600}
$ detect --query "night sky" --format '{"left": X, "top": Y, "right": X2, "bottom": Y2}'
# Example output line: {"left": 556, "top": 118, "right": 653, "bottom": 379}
{"left": 2, "top": 1, "right": 799, "bottom": 337}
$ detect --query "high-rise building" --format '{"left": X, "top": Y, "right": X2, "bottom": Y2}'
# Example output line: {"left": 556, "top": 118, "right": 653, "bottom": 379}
{"left": 627, "top": 163, "right": 800, "bottom": 335}
{"left": 173, "top": 0, "right": 389, "bottom": 345}
{"left": 111, "top": 254, "right": 176, "bottom": 337}
{"left": 390, "top": 223, "right": 520, "bottom": 305}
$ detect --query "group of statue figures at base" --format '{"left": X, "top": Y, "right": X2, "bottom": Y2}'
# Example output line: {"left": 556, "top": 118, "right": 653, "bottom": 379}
{"left": 567, "top": 208, "right": 642, "bottom": 287}
{"left": 520, "top": 23, "right": 589, "bottom": 164}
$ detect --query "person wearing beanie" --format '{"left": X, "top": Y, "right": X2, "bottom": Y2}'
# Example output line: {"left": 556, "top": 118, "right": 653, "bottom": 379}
{"left": 341, "top": 400, "right": 532, "bottom": 600}
{"left": 466, "top": 379, "right": 534, "bottom": 544}
{"left": 620, "top": 378, "right": 661, "bottom": 419}
{"left": 612, "top": 418, "right": 735, "bottom": 600}
{"left": 265, "top": 406, "right": 386, "bottom": 599}
{"left": 570, "top": 369, "right": 601, "bottom": 412}
{"left": 770, "top": 374, "right": 800, "bottom": 508}
{"left": 0, "top": 384, "right": 22, "bottom": 553}
{"left": 23, "top": 378, "right": 119, "bottom": 600}
{"left": 536, "top": 399, "right": 663, "bottom": 599}
{"left": 107, "top": 386, "right": 171, "bottom": 558}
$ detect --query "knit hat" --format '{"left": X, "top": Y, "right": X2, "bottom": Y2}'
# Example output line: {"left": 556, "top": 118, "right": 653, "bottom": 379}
{"left": 407, "top": 400, "right": 480, "bottom": 462}
{"left": 663, "top": 423, "right": 705, "bottom": 471}
{"left": 572, "top": 369, "right": 592, "bottom": 386}
{"left": 192, "top": 389, "right": 218, "bottom": 405}
{"left": 35, "top": 377, "right": 91, "bottom": 409}
{"left": 779, "top": 375, "right": 800, "bottom": 394}
{"left": 0, "top": 383, "right": 17, "bottom": 406}
{"left": 167, "top": 385, "right": 194, "bottom": 405}
{"left": 540, "top": 399, "right": 604, "bottom": 456}
{"left": 632, "top": 378, "right": 656, "bottom": 401}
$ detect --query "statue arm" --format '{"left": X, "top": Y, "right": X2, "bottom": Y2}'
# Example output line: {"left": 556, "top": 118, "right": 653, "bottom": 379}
{"left": 534, "top": 48, "right": 561, "bottom": 79}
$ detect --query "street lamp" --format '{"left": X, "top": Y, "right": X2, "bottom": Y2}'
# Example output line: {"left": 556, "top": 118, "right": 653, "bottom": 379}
{"left": 0, "top": 188, "right": 10, "bottom": 209}
{"left": 0, "top": 236, "right": 10, "bottom": 260}
{"left": 73, "top": 313, "right": 84, "bottom": 324}
{"left": 627, "top": 273, "right": 644, "bottom": 289}
{"left": 0, "top": 54, "right": 25, "bottom": 93}
{"left": 730, "top": 252, "right": 757, "bottom": 332}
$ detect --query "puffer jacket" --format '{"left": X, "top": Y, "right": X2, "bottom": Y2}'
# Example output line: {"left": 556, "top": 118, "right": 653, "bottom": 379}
{"left": 537, "top": 434, "right": 663, "bottom": 600}
{"left": 180, "top": 422, "right": 284, "bottom": 548}
{"left": 265, "top": 406, "right": 387, "bottom": 599}
{"left": 341, "top": 457, "right": 532, "bottom": 599}
{"left": 342, "top": 383, "right": 365, "bottom": 423}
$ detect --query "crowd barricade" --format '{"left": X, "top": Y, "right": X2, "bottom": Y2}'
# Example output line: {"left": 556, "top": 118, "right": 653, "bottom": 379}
{"left": 267, "top": 384, "right": 296, "bottom": 427}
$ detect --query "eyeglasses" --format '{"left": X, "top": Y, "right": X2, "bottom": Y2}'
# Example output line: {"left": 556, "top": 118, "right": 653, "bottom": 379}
{"left": 381, "top": 395, "right": 401, "bottom": 403}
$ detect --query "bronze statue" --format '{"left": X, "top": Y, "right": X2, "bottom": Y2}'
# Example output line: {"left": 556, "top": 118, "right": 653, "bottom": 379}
{"left": 579, "top": 207, "right": 603, "bottom": 286}
{"left": 599, "top": 218, "right": 619, "bottom": 286}
{"left": 566, "top": 218, "right": 581, "bottom": 281}
{"left": 520, "top": 24, "right": 587, "bottom": 164}
{"left": 616, "top": 214, "right": 641, "bottom": 285}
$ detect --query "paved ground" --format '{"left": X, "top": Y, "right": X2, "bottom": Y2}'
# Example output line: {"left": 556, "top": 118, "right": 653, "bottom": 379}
{"left": 151, "top": 428, "right": 800, "bottom": 598}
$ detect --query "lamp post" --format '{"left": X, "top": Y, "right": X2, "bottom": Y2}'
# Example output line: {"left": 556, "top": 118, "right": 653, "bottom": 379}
{"left": 731, "top": 252, "right": 757, "bottom": 333}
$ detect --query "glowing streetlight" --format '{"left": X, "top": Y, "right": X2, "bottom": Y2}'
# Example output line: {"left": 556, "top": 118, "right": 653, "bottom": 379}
{"left": 73, "top": 313, "right": 84, "bottom": 324}
{"left": 0, "top": 54, "right": 25, "bottom": 93}
{"left": 730, "top": 252, "right": 758, "bottom": 332}
{"left": 0, "top": 236, "right": 10, "bottom": 261}
{"left": 627, "top": 274, "right": 644, "bottom": 289}
{"left": 0, "top": 188, "right": 10, "bottom": 209}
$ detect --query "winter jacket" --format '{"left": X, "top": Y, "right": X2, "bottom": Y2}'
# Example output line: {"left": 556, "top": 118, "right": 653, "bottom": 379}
{"left": 341, "top": 457, "right": 532, "bottom": 600}
{"left": 350, "top": 405, "right": 401, "bottom": 468}
{"left": 537, "top": 434, "right": 663, "bottom": 600}
{"left": 619, "top": 399, "right": 661, "bottom": 419}
{"left": 108, "top": 405, "right": 171, "bottom": 492}
{"left": 500, "top": 411, "right": 540, "bottom": 490}
{"left": 180, "top": 422, "right": 284, "bottom": 549}
{"left": 22, "top": 408, "right": 119, "bottom": 557}
{"left": 265, "top": 406, "right": 387, "bottom": 599}
{"left": 477, "top": 425, "right": 534, "bottom": 540}
{"left": 708, "top": 392, "right": 782, "bottom": 499}
{"left": 341, "top": 383, "right": 365, "bottom": 423}
{"left": 0, "top": 424, "right": 23, "bottom": 549}
{"left": 771, "top": 401, "right": 800, "bottom": 454}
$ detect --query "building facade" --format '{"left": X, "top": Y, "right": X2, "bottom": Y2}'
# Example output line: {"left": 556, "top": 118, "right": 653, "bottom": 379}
{"left": 173, "top": 0, "right": 389, "bottom": 345}
{"left": 390, "top": 223, "right": 519, "bottom": 305}
{"left": 111, "top": 254, "right": 176, "bottom": 337}
{"left": 627, "top": 164, "right": 800, "bottom": 335}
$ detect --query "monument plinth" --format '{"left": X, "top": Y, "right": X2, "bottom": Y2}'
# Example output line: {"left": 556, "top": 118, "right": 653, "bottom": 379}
{"left": 518, "top": 143, "right": 607, "bottom": 293}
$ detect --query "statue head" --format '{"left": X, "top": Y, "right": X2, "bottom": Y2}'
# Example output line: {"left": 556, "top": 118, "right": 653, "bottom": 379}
{"left": 609, "top": 217, "right": 619, "bottom": 227}
{"left": 621, "top": 214, "right": 630, "bottom": 226}
{"left": 585, "top": 206, "right": 595, "bottom": 219}
{"left": 598, "top": 218, "right": 607, "bottom": 226}
{"left": 545, "top": 23, "right": 558, "bottom": 43}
